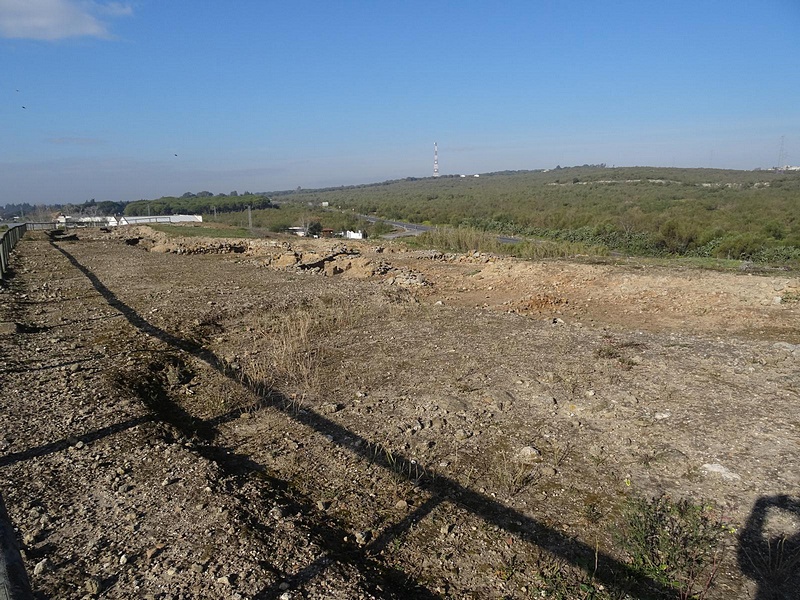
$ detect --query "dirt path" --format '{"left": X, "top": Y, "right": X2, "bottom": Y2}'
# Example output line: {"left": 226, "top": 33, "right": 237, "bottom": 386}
{"left": 1, "top": 230, "right": 798, "bottom": 599}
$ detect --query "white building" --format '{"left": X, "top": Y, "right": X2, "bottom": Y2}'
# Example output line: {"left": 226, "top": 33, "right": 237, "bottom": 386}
{"left": 56, "top": 214, "right": 203, "bottom": 227}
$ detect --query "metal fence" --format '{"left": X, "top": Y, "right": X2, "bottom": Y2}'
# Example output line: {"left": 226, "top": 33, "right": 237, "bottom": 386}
{"left": 22, "top": 222, "right": 59, "bottom": 231}
{"left": 0, "top": 222, "right": 34, "bottom": 598}
{"left": 0, "top": 224, "right": 27, "bottom": 281}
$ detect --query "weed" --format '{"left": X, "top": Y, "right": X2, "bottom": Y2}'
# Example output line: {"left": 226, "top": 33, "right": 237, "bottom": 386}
{"left": 283, "top": 392, "right": 305, "bottom": 414}
{"left": 388, "top": 536, "right": 404, "bottom": 554}
{"left": 595, "top": 346, "right": 621, "bottom": 360}
{"left": 618, "top": 340, "right": 647, "bottom": 350}
{"left": 637, "top": 452, "right": 658, "bottom": 468}
{"left": 496, "top": 454, "right": 538, "bottom": 496}
{"left": 495, "top": 554, "right": 521, "bottom": 582}
{"left": 738, "top": 496, "right": 800, "bottom": 598}
{"left": 206, "top": 386, "right": 231, "bottom": 414}
{"left": 616, "top": 493, "right": 726, "bottom": 599}
{"left": 370, "top": 441, "right": 422, "bottom": 482}
{"left": 749, "top": 534, "right": 800, "bottom": 578}
{"left": 584, "top": 502, "right": 604, "bottom": 524}
{"left": 616, "top": 356, "right": 637, "bottom": 370}
{"left": 596, "top": 339, "right": 639, "bottom": 370}
{"left": 551, "top": 441, "right": 573, "bottom": 469}
{"left": 405, "top": 458, "right": 426, "bottom": 483}
{"left": 532, "top": 552, "right": 609, "bottom": 600}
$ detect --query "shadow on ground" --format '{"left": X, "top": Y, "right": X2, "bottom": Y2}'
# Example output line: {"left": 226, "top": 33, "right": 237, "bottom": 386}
{"left": 739, "top": 495, "right": 800, "bottom": 600}
{"left": 28, "top": 239, "right": 743, "bottom": 598}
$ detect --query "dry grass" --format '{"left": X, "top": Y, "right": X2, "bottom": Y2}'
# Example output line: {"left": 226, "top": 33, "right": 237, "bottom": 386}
{"left": 415, "top": 226, "right": 608, "bottom": 259}
{"left": 238, "top": 294, "right": 365, "bottom": 402}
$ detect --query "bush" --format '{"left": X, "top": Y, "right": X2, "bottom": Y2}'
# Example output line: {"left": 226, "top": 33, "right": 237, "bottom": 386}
{"left": 658, "top": 220, "right": 698, "bottom": 254}
{"left": 751, "top": 245, "right": 800, "bottom": 264}
{"left": 617, "top": 493, "right": 726, "bottom": 599}
{"left": 713, "top": 233, "right": 766, "bottom": 260}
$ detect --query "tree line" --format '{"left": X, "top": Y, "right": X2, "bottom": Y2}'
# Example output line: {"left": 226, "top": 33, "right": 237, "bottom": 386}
{"left": 0, "top": 193, "right": 276, "bottom": 220}
{"left": 123, "top": 193, "right": 275, "bottom": 216}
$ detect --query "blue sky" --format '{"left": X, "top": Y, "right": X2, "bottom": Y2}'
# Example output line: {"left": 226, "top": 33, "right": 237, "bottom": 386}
{"left": 1, "top": 0, "right": 799, "bottom": 205}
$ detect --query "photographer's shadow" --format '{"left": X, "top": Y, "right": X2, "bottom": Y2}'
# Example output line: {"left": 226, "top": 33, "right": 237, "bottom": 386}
{"left": 738, "top": 495, "right": 800, "bottom": 600}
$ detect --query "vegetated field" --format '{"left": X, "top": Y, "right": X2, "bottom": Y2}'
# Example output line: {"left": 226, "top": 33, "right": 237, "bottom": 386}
{"left": 207, "top": 202, "right": 392, "bottom": 238}
{"left": 120, "top": 191, "right": 389, "bottom": 238}
{"left": 285, "top": 166, "right": 800, "bottom": 265}
{"left": 1, "top": 226, "right": 798, "bottom": 599}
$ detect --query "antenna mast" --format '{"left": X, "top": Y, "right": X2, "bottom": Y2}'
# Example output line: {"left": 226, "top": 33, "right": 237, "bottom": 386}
{"left": 777, "top": 136, "right": 786, "bottom": 171}
{"left": 433, "top": 142, "right": 439, "bottom": 177}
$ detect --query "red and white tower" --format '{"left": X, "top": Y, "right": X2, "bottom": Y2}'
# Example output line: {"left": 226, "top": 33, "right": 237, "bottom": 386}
{"left": 433, "top": 142, "right": 439, "bottom": 177}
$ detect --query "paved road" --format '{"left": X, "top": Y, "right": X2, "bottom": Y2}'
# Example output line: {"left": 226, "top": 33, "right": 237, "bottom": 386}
{"left": 358, "top": 215, "right": 430, "bottom": 237}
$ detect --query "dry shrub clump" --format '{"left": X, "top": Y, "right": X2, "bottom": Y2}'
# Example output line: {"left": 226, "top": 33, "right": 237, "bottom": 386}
{"left": 238, "top": 294, "right": 366, "bottom": 401}
{"left": 417, "top": 226, "right": 607, "bottom": 259}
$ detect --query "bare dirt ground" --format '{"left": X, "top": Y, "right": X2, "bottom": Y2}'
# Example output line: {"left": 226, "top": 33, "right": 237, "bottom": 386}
{"left": 1, "top": 227, "right": 799, "bottom": 600}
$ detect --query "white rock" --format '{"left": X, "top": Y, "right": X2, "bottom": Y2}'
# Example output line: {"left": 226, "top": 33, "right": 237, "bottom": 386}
{"left": 701, "top": 463, "right": 741, "bottom": 481}
{"left": 773, "top": 342, "right": 799, "bottom": 353}
{"left": 515, "top": 446, "right": 542, "bottom": 464}
{"left": 33, "top": 558, "right": 49, "bottom": 576}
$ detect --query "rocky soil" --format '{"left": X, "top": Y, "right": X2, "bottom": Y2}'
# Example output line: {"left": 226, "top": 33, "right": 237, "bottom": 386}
{"left": 1, "top": 227, "right": 798, "bottom": 599}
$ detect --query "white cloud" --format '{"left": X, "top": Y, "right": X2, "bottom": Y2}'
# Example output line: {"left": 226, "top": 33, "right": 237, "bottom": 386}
{"left": 95, "top": 2, "right": 132, "bottom": 17}
{"left": 0, "top": 0, "right": 132, "bottom": 41}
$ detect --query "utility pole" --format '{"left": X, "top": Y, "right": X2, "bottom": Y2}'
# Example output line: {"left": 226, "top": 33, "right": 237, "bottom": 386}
{"left": 247, "top": 205, "right": 252, "bottom": 230}
{"left": 433, "top": 142, "right": 440, "bottom": 177}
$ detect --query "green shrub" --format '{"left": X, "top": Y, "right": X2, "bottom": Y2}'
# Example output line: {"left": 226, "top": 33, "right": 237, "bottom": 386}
{"left": 751, "top": 245, "right": 800, "bottom": 264}
{"left": 713, "top": 233, "right": 767, "bottom": 260}
{"left": 617, "top": 494, "right": 726, "bottom": 598}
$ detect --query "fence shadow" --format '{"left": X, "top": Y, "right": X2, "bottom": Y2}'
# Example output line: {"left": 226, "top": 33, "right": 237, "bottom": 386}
{"left": 50, "top": 240, "right": 681, "bottom": 599}
{"left": 0, "top": 415, "right": 154, "bottom": 469}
